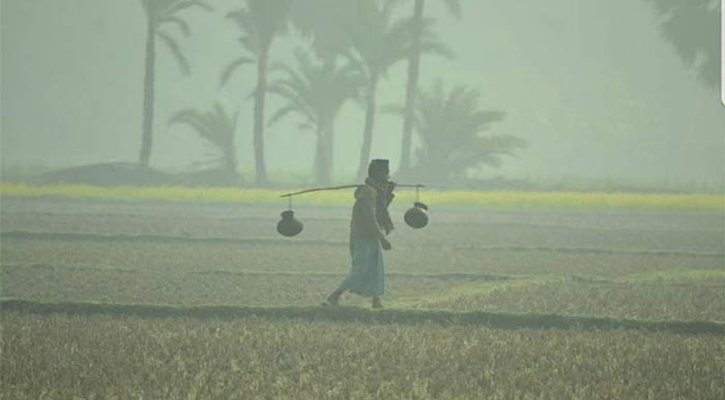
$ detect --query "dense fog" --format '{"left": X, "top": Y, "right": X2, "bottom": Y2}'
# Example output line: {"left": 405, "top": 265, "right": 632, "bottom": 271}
{"left": 1, "top": 0, "right": 723, "bottom": 187}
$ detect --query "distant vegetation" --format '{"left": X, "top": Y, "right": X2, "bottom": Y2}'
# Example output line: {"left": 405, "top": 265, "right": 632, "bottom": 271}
{"left": 31, "top": 0, "right": 529, "bottom": 188}
{"left": 168, "top": 102, "right": 241, "bottom": 186}
{"left": 3, "top": 0, "right": 718, "bottom": 189}
{"left": 137, "top": 0, "right": 212, "bottom": 168}
{"left": 388, "top": 81, "right": 525, "bottom": 184}
{"left": 646, "top": 0, "right": 720, "bottom": 90}
{"left": 267, "top": 50, "right": 364, "bottom": 185}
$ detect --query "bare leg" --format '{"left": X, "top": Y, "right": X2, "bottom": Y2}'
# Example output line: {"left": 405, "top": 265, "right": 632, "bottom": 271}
{"left": 325, "top": 287, "right": 345, "bottom": 306}
{"left": 372, "top": 297, "right": 383, "bottom": 309}
{"left": 326, "top": 271, "right": 360, "bottom": 306}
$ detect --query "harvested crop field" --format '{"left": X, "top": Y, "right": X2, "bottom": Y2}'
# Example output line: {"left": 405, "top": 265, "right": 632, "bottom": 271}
{"left": 2, "top": 192, "right": 724, "bottom": 399}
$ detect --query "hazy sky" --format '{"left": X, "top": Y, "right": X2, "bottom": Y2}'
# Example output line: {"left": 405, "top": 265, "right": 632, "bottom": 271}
{"left": 1, "top": 0, "right": 723, "bottom": 184}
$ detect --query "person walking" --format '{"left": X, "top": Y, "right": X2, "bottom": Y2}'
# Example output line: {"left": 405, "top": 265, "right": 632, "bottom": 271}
{"left": 324, "top": 159, "right": 395, "bottom": 309}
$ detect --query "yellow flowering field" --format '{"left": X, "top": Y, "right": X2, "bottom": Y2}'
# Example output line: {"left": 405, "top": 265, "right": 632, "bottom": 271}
{"left": 1, "top": 182, "right": 722, "bottom": 211}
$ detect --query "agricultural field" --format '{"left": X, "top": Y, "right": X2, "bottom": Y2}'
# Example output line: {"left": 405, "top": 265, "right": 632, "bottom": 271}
{"left": 1, "top": 187, "right": 724, "bottom": 399}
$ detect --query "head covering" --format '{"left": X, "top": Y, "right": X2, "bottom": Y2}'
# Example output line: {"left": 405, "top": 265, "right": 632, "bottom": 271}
{"left": 367, "top": 159, "right": 389, "bottom": 181}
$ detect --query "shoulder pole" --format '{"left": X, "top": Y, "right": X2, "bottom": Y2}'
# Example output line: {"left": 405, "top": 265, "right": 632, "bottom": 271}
{"left": 280, "top": 183, "right": 425, "bottom": 198}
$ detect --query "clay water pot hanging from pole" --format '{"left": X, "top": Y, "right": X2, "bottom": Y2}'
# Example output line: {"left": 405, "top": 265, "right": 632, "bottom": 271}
{"left": 277, "top": 196, "right": 304, "bottom": 237}
{"left": 404, "top": 202, "right": 429, "bottom": 229}
{"left": 277, "top": 183, "right": 428, "bottom": 236}
{"left": 404, "top": 185, "right": 429, "bottom": 229}
{"left": 277, "top": 210, "right": 303, "bottom": 237}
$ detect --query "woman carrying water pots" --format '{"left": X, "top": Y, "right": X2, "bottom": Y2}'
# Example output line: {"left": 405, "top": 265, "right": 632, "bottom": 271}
{"left": 324, "top": 159, "right": 395, "bottom": 309}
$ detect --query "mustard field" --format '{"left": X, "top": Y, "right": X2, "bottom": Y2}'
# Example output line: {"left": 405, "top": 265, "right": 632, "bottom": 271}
{"left": 1, "top": 183, "right": 723, "bottom": 211}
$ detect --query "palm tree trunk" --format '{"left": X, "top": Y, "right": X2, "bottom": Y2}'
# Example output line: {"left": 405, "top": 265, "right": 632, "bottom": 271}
{"left": 322, "top": 55, "right": 337, "bottom": 183}
{"left": 139, "top": 19, "right": 156, "bottom": 167}
{"left": 325, "top": 118, "right": 335, "bottom": 183}
{"left": 223, "top": 144, "right": 238, "bottom": 183}
{"left": 356, "top": 74, "right": 378, "bottom": 182}
{"left": 253, "top": 50, "right": 269, "bottom": 186}
{"left": 399, "top": 0, "right": 424, "bottom": 173}
{"left": 313, "top": 123, "right": 331, "bottom": 185}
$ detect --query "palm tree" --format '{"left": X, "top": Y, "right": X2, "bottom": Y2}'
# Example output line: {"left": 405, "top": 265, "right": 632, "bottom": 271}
{"left": 399, "top": 0, "right": 461, "bottom": 173}
{"left": 289, "top": 0, "right": 356, "bottom": 60}
{"left": 347, "top": 0, "right": 453, "bottom": 181}
{"left": 138, "top": 0, "right": 212, "bottom": 167}
{"left": 399, "top": 81, "right": 526, "bottom": 185}
{"left": 168, "top": 102, "right": 240, "bottom": 181}
{"left": 645, "top": 0, "right": 720, "bottom": 89}
{"left": 287, "top": 1, "right": 358, "bottom": 184}
{"left": 268, "top": 50, "right": 364, "bottom": 184}
{"left": 222, "top": 0, "right": 294, "bottom": 186}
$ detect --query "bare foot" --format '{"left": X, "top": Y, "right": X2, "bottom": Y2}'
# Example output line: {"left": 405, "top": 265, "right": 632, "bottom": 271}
{"left": 323, "top": 294, "right": 340, "bottom": 307}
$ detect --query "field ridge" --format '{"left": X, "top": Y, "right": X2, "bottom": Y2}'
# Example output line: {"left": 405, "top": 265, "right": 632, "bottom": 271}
{"left": 4, "top": 230, "right": 723, "bottom": 257}
{"left": 2, "top": 298, "right": 723, "bottom": 336}
{"left": 2, "top": 262, "right": 516, "bottom": 282}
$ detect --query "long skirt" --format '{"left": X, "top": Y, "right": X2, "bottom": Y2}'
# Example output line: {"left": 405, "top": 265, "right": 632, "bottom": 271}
{"left": 338, "top": 237, "right": 385, "bottom": 297}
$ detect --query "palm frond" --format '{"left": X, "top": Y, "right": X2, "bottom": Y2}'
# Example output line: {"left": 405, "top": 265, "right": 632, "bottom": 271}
{"left": 239, "top": 0, "right": 293, "bottom": 50}
{"left": 158, "top": 15, "right": 190, "bottom": 37}
{"left": 418, "top": 41, "right": 455, "bottom": 60}
{"left": 268, "top": 47, "right": 363, "bottom": 134}
{"left": 169, "top": 111, "right": 213, "bottom": 140}
{"left": 289, "top": 0, "right": 355, "bottom": 57}
{"left": 646, "top": 0, "right": 719, "bottom": 88}
{"left": 226, "top": 9, "right": 250, "bottom": 29}
{"left": 164, "top": 0, "right": 213, "bottom": 17}
{"left": 268, "top": 104, "right": 316, "bottom": 130}
{"left": 417, "top": 18, "right": 455, "bottom": 59}
{"left": 219, "top": 56, "right": 255, "bottom": 87}
{"left": 380, "top": 16, "right": 416, "bottom": 70}
{"left": 227, "top": 0, "right": 294, "bottom": 67}
{"left": 447, "top": 135, "right": 527, "bottom": 171}
{"left": 409, "top": 81, "right": 521, "bottom": 181}
{"left": 169, "top": 103, "right": 237, "bottom": 151}
{"left": 267, "top": 60, "right": 288, "bottom": 74}
{"left": 267, "top": 104, "right": 298, "bottom": 126}
{"left": 346, "top": 0, "right": 416, "bottom": 77}
{"left": 156, "top": 30, "right": 190, "bottom": 74}
{"left": 227, "top": 9, "right": 263, "bottom": 57}
{"left": 268, "top": 83, "right": 314, "bottom": 121}
{"left": 269, "top": 75, "right": 312, "bottom": 110}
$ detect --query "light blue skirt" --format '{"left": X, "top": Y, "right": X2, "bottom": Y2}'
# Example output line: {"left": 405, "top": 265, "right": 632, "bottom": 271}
{"left": 339, "top": 237, "right": 385, "bottom": 297}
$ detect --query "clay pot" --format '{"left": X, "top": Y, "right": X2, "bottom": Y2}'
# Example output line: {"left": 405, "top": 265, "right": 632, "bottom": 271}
{"left": 277, "top": 210, "right": 304, "bottom": 237}
{"left": 404, "top": 202, "right": 429, "bottom": 229}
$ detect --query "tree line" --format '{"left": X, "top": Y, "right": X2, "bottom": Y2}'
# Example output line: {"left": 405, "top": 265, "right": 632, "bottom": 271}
{"left": 137, "top": 0, "right": 716, "bottom": 187}
{"left": 137, "top": 0, "right": 526, "bottom": 187}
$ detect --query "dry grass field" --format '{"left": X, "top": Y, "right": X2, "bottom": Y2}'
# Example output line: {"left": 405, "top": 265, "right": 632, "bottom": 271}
{"left": 1, "top": 188, "right": 724, "bottom": 399}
